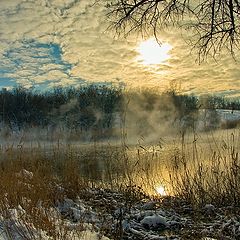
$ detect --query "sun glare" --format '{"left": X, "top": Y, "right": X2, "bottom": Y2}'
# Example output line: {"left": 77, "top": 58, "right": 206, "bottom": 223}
{"left": 156, "top": 185, "right": 167, "bottom": 196}
{"left": 137, "top": 38, "right": 172, "bottom": 66}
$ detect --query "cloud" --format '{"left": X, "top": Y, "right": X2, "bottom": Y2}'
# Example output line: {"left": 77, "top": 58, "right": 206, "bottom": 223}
{"left": 0, "top": 0, "right": 239, "bottom": 96}
{"left": 0, "top": 39, "right": 83, "bottom": 88}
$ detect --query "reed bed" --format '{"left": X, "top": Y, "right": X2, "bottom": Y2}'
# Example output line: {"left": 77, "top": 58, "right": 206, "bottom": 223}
{"left": 0, "top": 128, "right": 239, "bottom": 238}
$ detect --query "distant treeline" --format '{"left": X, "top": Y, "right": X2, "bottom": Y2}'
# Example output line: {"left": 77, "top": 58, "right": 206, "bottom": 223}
{"left": 0, "top": 85, "right": 239, "bottom": 133}
{"left": 0, "top": 85, "right": 122, "bottom": 131}
{"left": 197, "top": 95, "right": 240, "bottom": 110}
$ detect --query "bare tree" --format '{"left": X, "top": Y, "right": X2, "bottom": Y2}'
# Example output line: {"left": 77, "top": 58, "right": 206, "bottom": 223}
{"left": 104, "top": 0, "right": 240, "bottom": 61}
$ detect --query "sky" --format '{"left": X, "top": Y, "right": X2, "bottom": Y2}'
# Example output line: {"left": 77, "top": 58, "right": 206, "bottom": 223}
{"left": 0, "top": 0, "right": 240, "bottom": 97}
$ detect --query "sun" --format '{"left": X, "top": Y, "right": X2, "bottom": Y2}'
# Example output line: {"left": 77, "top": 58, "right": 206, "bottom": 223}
{"left": 136, "top": 38, "right": 172, "bottom": 66}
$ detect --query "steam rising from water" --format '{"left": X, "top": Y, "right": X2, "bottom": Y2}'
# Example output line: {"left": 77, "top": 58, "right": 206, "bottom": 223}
{"left": 0, "top": 87, "right": 239, "bottom": 147}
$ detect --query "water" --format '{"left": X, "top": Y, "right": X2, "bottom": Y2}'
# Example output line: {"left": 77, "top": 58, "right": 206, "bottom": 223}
{"left": 0, "top": 128, "right": 240, "bottom": 196}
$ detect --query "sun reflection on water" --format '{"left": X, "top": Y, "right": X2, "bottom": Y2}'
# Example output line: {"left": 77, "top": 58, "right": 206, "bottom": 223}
{"left": 155, "top": 185, "right": 167, "bottom": 196}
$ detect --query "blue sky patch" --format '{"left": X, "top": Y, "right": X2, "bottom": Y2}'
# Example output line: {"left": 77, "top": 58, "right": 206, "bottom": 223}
{"left": 0, "top": 39, "right": 73, "bottom": 89}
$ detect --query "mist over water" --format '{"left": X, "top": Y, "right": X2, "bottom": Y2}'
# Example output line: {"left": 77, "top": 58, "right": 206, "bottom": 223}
{"left": 0, "top": 86, "right": 240, "bottom": 196}
{"left": 0, "top": 86, "right": 240, "bottom": 146}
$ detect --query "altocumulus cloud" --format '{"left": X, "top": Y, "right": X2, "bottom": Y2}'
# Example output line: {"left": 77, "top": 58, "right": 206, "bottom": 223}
{"left": 0, "top": 39, "right": 81, "bottom": 88}
{"left": 0, "top": 0, "right": 240, "bottom": 95}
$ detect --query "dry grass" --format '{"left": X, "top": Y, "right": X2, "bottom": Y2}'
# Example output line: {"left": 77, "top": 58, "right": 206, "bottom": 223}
{"left": 0, "top": 128, "right": 240, "bottom": 238}
{"left": 168, "top": 129, "right": 240, "bottom": 208}
{"left": 0, "top": 144, "right": 90, "bottom": 239}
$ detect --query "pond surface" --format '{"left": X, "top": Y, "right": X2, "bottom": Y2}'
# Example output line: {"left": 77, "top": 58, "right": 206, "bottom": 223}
{"left": 0, "top": 128, "right": 239, "bottom": 196}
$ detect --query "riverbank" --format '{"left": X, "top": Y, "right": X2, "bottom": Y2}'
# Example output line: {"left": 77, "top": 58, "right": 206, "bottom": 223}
{"left": 0, "top": 129, "right": 240, "bottom": 239}
{"left": 1, "top": 178, "right": 239, "bottom": 240}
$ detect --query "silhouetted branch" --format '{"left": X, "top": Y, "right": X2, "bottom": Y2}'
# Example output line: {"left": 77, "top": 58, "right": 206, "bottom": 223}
{"left": 105, "top": 0, "right": 240, "bottom": 61}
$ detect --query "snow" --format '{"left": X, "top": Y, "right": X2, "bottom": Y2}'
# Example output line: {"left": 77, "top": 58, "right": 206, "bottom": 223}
{"left": 81, "top": 229, "right": 110, "bottom": 240}
{"left": 0, "top": 174, "right": 240, "bottom": 239}
{"left": 16, "top": 169, "right": 33, "bottom": 180}
{"left": 216, "top": 109, "right": 240, "bottom": 121}
{"left": 141, "top": 215, "right": 167, "bottom": 229}
{"left": 202, "top": 238, "right": 217, "bottom": 240}
{"left": 141, "top": 201, "right": 157, "bottom": 210}
{"left": 203, "top": 204, "right": 215, "bottom": 214}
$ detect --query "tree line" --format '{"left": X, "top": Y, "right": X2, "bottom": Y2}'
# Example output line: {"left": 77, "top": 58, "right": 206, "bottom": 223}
{"left": 0, "top": 85, "right": 122, "bottom": 132}
{"left": 0, "top": 85, "right": 239, "bottom": 133}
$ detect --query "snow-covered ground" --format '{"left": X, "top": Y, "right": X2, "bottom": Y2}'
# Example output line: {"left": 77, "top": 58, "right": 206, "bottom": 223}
{"left": 216, "top": 109, "right": 240, "bottom": 121}
{"left": 1, "top": 176, "right": 240, "bottom": 240}
{"left": 196, "top": 109, "right": 240, "bottom": 130}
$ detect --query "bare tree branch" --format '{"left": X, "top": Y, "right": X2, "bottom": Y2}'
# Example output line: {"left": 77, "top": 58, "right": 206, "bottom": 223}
{"left": 104, "top": 0, "right": 240, "bottom": 61}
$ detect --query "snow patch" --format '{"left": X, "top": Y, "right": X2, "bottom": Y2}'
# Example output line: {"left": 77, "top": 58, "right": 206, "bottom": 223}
{"left": 141, "top": 214, "right": 167, "bottom": 230}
